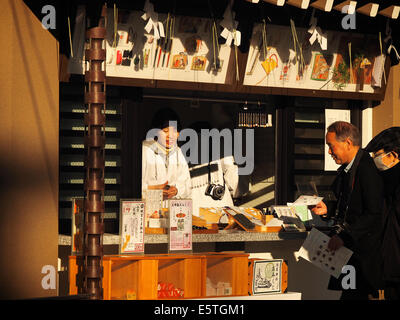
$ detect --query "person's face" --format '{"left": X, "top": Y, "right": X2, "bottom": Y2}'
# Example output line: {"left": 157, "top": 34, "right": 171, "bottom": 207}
{"left": 157, "top": 126, "right": 179, "bottom": 149}
{"left": 326, "top": 132, "right": 352, "bottom": 165}
{"left": 371, "top": 148, "right": 399, "bottom": 171}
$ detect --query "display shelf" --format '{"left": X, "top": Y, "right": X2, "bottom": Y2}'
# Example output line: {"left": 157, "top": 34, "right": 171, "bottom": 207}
{"left": 69, "top": 252, "right": 251, "bottom": 300}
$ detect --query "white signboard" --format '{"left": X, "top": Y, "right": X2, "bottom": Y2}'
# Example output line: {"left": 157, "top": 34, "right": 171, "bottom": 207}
{"left": 119, "top": 200, "right": 145, "bottom": 254}
{"left": 168, "top": 199, "right": 193, "bottom": 252}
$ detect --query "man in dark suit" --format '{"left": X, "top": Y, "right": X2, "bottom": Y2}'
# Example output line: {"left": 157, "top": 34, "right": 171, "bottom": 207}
{"left": 312, "top": 121, "right": 384, "bottom": 300}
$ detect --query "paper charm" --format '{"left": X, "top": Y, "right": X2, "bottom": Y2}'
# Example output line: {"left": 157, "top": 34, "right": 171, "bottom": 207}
{"left": 220, "top": 0, "right": 241, "bottom": 47}
{"left": 141, "top": 0, "right": 165, "bottom": 40}
{"left": 308, "top": 9, "right": 327, "bottom": 51}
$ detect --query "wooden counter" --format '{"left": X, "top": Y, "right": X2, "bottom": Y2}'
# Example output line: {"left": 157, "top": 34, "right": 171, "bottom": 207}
{"left": 59, "top": 230, "right": 308, "bottom": 246}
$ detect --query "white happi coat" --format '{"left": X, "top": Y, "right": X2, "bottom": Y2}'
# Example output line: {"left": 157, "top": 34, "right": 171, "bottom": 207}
{"left": 189, "top": 156, "right": 239, "bottom": 217}
{"left": 142, "top": 140, "right": 192, "bottom": 199}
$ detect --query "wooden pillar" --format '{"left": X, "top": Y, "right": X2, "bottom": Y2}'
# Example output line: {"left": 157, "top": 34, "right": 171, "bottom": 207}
{"left": 82, "top": 6, "right": 107, "bottom": 300}
{"left": 373, "top": 64, "right": 400, "bottom": 136}
{"left": 0, "top": 0, "right": 59, "bottom": 299}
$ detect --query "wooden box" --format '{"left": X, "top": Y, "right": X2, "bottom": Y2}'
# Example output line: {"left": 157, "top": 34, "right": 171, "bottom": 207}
{"left": 204, "top": 252, "right": 249, "bottom": 297}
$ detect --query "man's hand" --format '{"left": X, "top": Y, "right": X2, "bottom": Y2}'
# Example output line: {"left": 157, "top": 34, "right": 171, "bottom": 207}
{"left": 328, "top": 235, "right": 344, "bottom": 251}
{"left": 311, "top": 201, "right": 328, "bottom": 216}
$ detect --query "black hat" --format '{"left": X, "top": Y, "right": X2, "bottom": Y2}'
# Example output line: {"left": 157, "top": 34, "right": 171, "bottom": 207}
{"left": 151, "top": 108, "right": 182, "bottom": 131}
{"left": 366, "top": 127, "right": 400, "bottom": 154}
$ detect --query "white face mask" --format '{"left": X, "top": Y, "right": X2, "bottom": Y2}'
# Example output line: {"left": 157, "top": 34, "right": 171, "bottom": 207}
{"left": 373, "top": 152, "right": 395, "bottom": 171}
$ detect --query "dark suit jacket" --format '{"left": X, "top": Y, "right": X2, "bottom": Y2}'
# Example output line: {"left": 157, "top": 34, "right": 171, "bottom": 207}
{"left": 325, "top": 149, "right": 384, "bottom": 290}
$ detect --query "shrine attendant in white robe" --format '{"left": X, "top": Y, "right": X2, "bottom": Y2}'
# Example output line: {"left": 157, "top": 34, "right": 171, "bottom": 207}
{"left": 142, "top": 108, "right": 191, "bottom": 200}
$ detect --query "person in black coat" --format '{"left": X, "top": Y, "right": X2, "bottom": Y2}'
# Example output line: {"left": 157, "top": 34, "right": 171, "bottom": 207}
{"left": 366, "top": 127, "right": 400, "bottom": 300}
{"left": 312, "top": 121, "right": 384, "bottom": 300}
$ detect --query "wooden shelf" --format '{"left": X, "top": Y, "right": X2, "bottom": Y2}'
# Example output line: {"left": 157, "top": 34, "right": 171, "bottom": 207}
{"left": 69, "top": 252, "right": 250, "bottom": 300}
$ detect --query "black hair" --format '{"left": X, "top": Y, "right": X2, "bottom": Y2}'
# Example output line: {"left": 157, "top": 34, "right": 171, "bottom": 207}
{"left": 366, "top": 127, "right": 400, "bottom": 155}
{"left": 150, "top": 108, "right": 182, "bottom": 131}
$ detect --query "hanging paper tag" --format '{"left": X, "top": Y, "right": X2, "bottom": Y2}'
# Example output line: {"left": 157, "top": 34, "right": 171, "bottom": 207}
{"left": 320, "top": 32, "right": 328, "bottom": 51}
{"left": 144, "top": 18, "right": 153, "bottom": 33}
{"left": 158, "top": 21, "right": 165, "bottom": 38}
{"left": 309, "top": 27, "right": 317, "bottom": 45}
{"left": 234, "top": 30, "right": 241, "bottom": 47}
{"left": 221, "top": 28, "right": 233, "bottom": 46}
{"left": 221, "top": 28, "right": 230, "bottom": 40}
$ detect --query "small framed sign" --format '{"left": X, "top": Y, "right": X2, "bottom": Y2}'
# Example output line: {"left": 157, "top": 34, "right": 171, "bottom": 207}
{"left": 168, "top": 199, "right": 193, "bottom": 253}
{"left": 250, "top": 259, "right": 284, "bottom": 295}
{"left": 119, "top": 199, "right": 145, "bottom": 254}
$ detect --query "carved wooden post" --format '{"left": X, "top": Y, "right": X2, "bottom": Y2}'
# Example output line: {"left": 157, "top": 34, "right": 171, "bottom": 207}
{"left": 82, "top": 5, "right": 106, "bottom": 300}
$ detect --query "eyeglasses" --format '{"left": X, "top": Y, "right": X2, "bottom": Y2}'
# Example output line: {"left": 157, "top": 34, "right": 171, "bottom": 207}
{"left": 369, "top": 151, "right": 389, "bottom": 159}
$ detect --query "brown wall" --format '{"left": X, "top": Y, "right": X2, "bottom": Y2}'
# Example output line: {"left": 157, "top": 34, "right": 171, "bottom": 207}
{"left": 373, "top": 63, "right": 400, "bottom": 136}
{"left": 0, "top": 0, "right": 59, "bottom": 298}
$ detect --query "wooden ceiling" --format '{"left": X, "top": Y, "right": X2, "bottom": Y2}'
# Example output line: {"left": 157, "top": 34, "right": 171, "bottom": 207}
{"left": 23, "top": 0, "right": 400, "bottom": 59}
{"left": 252, "top": 1, "right": 399, "bottom": 19}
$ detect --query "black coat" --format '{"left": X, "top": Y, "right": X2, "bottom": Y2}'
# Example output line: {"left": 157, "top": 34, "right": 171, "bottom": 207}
{"left": 325, "top": 149, "right": 385, "bottom": 291}
{"left": 381, "top": 163, "right": 400, "bottom": 283}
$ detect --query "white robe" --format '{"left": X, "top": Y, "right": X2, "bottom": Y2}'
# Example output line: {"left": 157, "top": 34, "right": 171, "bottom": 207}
{"left": 142, "top": 140, "right": 192, "bottom": 199}
{"left": 189, "top": 156, "right": 239, "bottom": 217}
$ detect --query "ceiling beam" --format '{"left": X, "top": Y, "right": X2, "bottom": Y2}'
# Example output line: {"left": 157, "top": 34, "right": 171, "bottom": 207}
{"left": 378, "top": 4, "right": 400, "bottom": 19}
{"left": 310, "top": 0, "right": 334, "bottom": 12}
{"left": 286, "top": 0, "right": 310, "bottom": 9}
{"left": 263, "top": 0, "right": 286, "bottom": 6}
{"left": 333, "top": 1, "right": 357, "bottom": 14}
{"left": 357, "top": 3, "right": 379, "bottom": 17}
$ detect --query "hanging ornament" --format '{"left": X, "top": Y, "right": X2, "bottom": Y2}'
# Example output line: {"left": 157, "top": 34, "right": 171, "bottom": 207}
{"left": 260, "top": 19, "right": 268, "bottom": 61}
{"left": 307, "top": 9, "right": 327, "bottom": 51}
{"left": 207, "top": 0, "right": 221, "bottom": 72}
{"left": 237, "top": 102, "right": 272, "bottom": 128}
{"left": 220, "top": 0, "right": 241, "bottom": 47}
{"left": 220, "top": 0, "right": 241, "bottom": 81}
{"left": 290, "top": 19, "right": 306, "bottom": 79}
{"left": 141, "top": 0, "right": 165, "bottom": 40}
